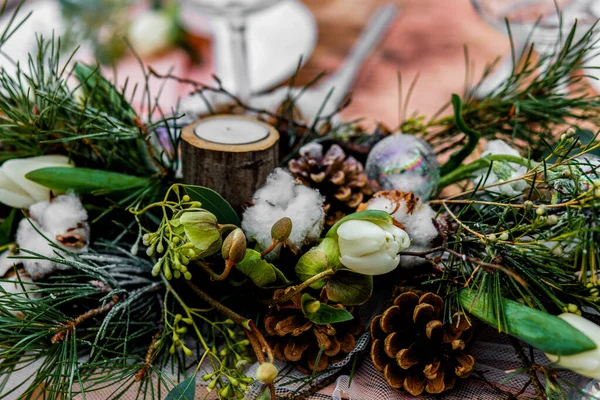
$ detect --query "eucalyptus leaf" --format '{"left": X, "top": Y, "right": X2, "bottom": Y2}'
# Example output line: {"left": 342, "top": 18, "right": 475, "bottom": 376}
{"left": 185, "top": 185, "right": 240, "bottom": 226}
{"left": 235, "top": 249, "right": 277, "bottom": 287}
{"left": 301, "top": 293, "right": 353, "bottom": 325}
{"left": 165, "top": 376, "right": 196, "bottom": 400}
{"left": 325, "top": 270, "right": 372, "bottom": 305}
{"left": 25, "top": 167, "right": 148, "bottom": 194}
{"left": 460, "top": 290, "right": 596, "bottom": 356}
{"left": 295, "top": 249, "right": 328, "bottom": 289}
{"left": 180, "top": 211, "right": 221, "bottom": 253}
{"left": 326, "top": 210, "right": 393, "bottom": 239}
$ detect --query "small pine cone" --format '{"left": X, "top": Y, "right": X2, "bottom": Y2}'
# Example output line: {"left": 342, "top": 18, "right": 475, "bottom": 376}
{"left": 264, "top": 289, "right": 363, "bottom": 373}
{"left": 370, "top": 291, "right": 475, "bottom": 396}
{"left": 289, "top": 144, "right": 372, "bottom": 226}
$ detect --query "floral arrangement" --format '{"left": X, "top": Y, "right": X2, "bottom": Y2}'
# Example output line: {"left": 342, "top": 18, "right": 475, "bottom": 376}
{"left": 1, "top": 4, "right": 600, "bottom": 400}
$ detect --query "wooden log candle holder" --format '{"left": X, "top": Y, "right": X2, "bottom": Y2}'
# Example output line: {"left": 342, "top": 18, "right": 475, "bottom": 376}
{"left": 182, "top": 115, "right": 280, "bottom": 212}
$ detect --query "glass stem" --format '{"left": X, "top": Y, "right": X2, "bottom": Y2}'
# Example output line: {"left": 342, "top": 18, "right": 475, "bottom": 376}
{"left": 227, "top": 12, "right": 251, "bottom": 103}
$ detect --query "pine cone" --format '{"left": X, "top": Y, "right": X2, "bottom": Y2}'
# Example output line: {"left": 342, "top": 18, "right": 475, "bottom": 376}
{"left": 370, "top": 291, "right": 475, "bottom": 396}
{"left": 264, "top": 289, "right": 363, "bottom": 373}
{"left": 288, "top": 144, "right": 372, "bottom": 226}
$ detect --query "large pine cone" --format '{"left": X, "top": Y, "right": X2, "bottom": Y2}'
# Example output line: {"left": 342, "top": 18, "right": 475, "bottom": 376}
{"left": 288, "top": 144, "right": 372, "bottom": 226}
{"left": 264, "top": 289, "right": 363, "bottom": 374}
{"left": 370, "top": 291, "right": 475, "bottom": 396}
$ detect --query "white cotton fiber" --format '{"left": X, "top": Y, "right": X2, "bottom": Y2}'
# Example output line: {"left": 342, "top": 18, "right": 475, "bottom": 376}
{"left": 242, "top": 168, "right": 325, "bottom": 252}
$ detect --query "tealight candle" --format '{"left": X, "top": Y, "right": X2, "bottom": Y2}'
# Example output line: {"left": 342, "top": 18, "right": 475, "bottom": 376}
{"left": 193, "top": 115, "right": 270, "bottom": 145}
{"left": 182, "top": 115, "right": 280, "bottom": 211}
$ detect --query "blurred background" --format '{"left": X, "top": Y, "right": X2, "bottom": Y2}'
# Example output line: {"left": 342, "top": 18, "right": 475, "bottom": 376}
{"left": 0, "top": 0, "right": 513, "bottom": 128}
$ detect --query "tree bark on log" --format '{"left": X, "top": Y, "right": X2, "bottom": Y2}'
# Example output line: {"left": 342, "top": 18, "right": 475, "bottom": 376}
{"left": 181, "top": 115, "right": 280, "bottom": 212}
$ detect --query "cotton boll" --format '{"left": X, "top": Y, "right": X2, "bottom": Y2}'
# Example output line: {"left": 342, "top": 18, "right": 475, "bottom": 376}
{"left": 365, "top": 190, "right": 442, "bottom": 268}
{"left": 12, "top": 195, "right": 90, "bottom": 279}
{"left": 242, "top": 169, "right": 325, "bottom": 253}
{"left": 0, "top": 267, "right": 41, "bottom": 317}
{"left": 252, "top": 168, "right": 297, "bottom": 207}
{"left": 33, "top": 194, "right": 90, "bottom": 252}
{"left": 473, "top": 139, "right": 528, "bottom": 196}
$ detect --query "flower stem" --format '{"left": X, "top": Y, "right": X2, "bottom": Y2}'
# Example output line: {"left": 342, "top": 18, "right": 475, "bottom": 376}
{"left": 185, "top": 281, "right": 251, "bottom": 330}
{"left": 271, "top": 269, "right": 336, "bottom": 306}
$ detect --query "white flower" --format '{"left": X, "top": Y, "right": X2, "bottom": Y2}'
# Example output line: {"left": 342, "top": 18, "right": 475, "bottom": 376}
{"left": 128, "top": 10, "right": 174, "bottom": 57}
{"left": 545, "top": 313, "right": 600, "bottom": 379}
{"left": 365, "top": 190, "right": 441, "bottom": 269}
{"left": 0, "top": 194, "right": 90, "bottom": 279}
{"left": 242, "top": 169, "right": 324, "bottom": 253}
{"left": 0, "top": 155, "right": 73, "bottom": 208}
{"left": 337, "top": 219, "right": 410, "bottom": 275}
{"left": 473, "top": 140, "right": 529, "bottom": 196}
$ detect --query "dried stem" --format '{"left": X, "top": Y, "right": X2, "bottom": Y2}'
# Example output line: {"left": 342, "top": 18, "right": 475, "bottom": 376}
{"left": 51, "top": 295, "right": 120, "bottom": 343}
{"left": 270, "top": 269, "right": 336, "bottom": 306}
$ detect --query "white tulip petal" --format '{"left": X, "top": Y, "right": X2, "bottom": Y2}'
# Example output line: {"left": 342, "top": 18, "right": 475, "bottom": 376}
{"left": 545, "top": 313, "right": 600, "bottom": 379}
{"left": 338, "top": 220, "right": 386, "bottom": 256}
{"left": 0, "top": 188, "right": 35, "bottom": 208}
{"left": 340, "top": 251, "right": 399, "bottom": 275}
{"left": 2, "top": 156, "right": 72, "bottom": 203}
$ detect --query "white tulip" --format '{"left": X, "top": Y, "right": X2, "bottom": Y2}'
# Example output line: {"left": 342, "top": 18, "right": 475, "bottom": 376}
{"left": 0, "top": 155, "right": 72, "bottom": 208}
{"left": 545, "top": 313, "right": 600, "bottom": 379}
{"left": 128, "top": 10, "right": 174, "bottom": 58}
{"left": 337, "top": 219, "right": 410, "bottom": 275}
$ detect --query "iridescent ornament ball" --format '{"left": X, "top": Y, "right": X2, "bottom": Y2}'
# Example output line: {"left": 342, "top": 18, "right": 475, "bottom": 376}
{"left": 365, "top": 134, "right": 440, "bottom": 200}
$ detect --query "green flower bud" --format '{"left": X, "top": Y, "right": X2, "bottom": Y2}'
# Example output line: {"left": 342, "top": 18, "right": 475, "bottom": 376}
{"left": 183, "top": 272, "right": 192, "bottom": 280}
{"left": 172, "top": 236, "right": 180, "bottom": 245}
{"left": 202, "top": 372, "right": 215, "bottom": 381}
{"left": 229, "top": 377, "right": 239, "bottom": 387}
{"left": 305, "top": 300, "right": 321, "bottom": 313}
{"left": 151, "top": 259, "right": 162, "bottom": 276}
{"left": 256, "top": 362, "right": 278, "bottom": 384}
{"left": 222, "top": 229, "right": 247, "bottom": 265}
{"left": 182, "top": 195, "right": 191, "bottom": 202}
{"left": 179, "top": 210, "right": 222, "bottom": 258}
{"left": 174, "top": 314, "right": 182, "bottom": 323}
{"left": 536, "top": 206, "right": 546, "bottom": 216}
{"left": 182, "top": 317, "right": 194, "bottom": 325}
{"left": 181, "top": 344, "right": 193, "bottom": 357}
{"left": 271, "top": 217, "right": 292, "bottom": 242}
{"left": 169, "top": 344, "right": 176, "bottom": 355}
{"left": 173, "top": 270, "right": 181, "bottom": 279}
{"left": 567, "top": 303, "right": 578, "bottom": 313}
{"left": 498, "top": 232, "right": 509, "bottom": 241}
{"left": 156, "top": 241, "right": 164, "bottom": 254}
{"left": 176, "top": 327, "right": 188, "bottom": 334}
{"left": 207, "top": 377, "right": 218, "bottom": 391}
{"left": 219, "top": 384, "right": 230, "bottom": 398}
{"left": 547, "top": 215, "right": 559, "bottom": 225}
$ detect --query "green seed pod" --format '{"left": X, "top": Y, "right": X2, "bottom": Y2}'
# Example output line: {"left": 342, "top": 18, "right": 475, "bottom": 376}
{"left": 202, "top": 372, "right": 215, "bottom": 381}
{"left": 181, "top": 317, "right": 193, "bottom": 325}
{"left": 173, "top": 270, "right": 181, "bottom": 279}
{"left": 229, "top": 377, "right": 239, "bottom": 387}
{"left": 169, "top": 344, "right": 176, "bottom": 355}
{"left": 181, "top": 345, "right": 193, "bottom": 357}
{"left": 222, "top": 229, "right": 247, "bottom": 265}
{"left": 156, "top": 241, "right": 164, "bottom": 254}
{"left": 207, "top": 377, "right": 218, "bottom": 391}
{"left": 176, "top": 327, "right": 188, "bottom": 334}
{"left": 219, "top": 384, "right": 230, "bottom": 398}
{"left": 183, "top": 272, "right": 192, "bottom": 280}
{"left": 271, "top": 217, "right": 292, "bottom": 242}
{"left": 174, "top": 314, "right": 182, "bottom": 323}
{"left": 182, "top": 195, "right": 191, "bottom": 202}
{"left": 172, "top": 236, "right": 180, "bottom": 245}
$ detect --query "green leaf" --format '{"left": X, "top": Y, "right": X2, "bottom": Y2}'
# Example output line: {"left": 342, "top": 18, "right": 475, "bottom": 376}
{"left": 180, "top": 211, "right": 221, "bottom": 254}
{"left": 165, "top": 376, "right": 196, "bottom": 400}
{"left": 25, "top": 167, "right": 148, "bottom": 195}
{"left": 326, "top": 210, "right": 393, "bottom": 239}
{"left": 301, "top": 293, "right": 353, "bottom": 325}
{"left": 459, "top": 290, "right": 596, "bottom": 356}
{"left": 0, "top": 209, "right": 18, "bottom": 246}
{"left": 295, "top": 249, "right": 328, "bottom": 289}
{"left": 185, "top": 185, "right": 240, "bottom": 226}
{"left": 440, "top": 94, "right": 481, "bottom": 176}
{"left": 325, "top": 270, "right": 373, "bottom": 306}
{"left": 235, "top": 249, "right": 277, "bottom": 287}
